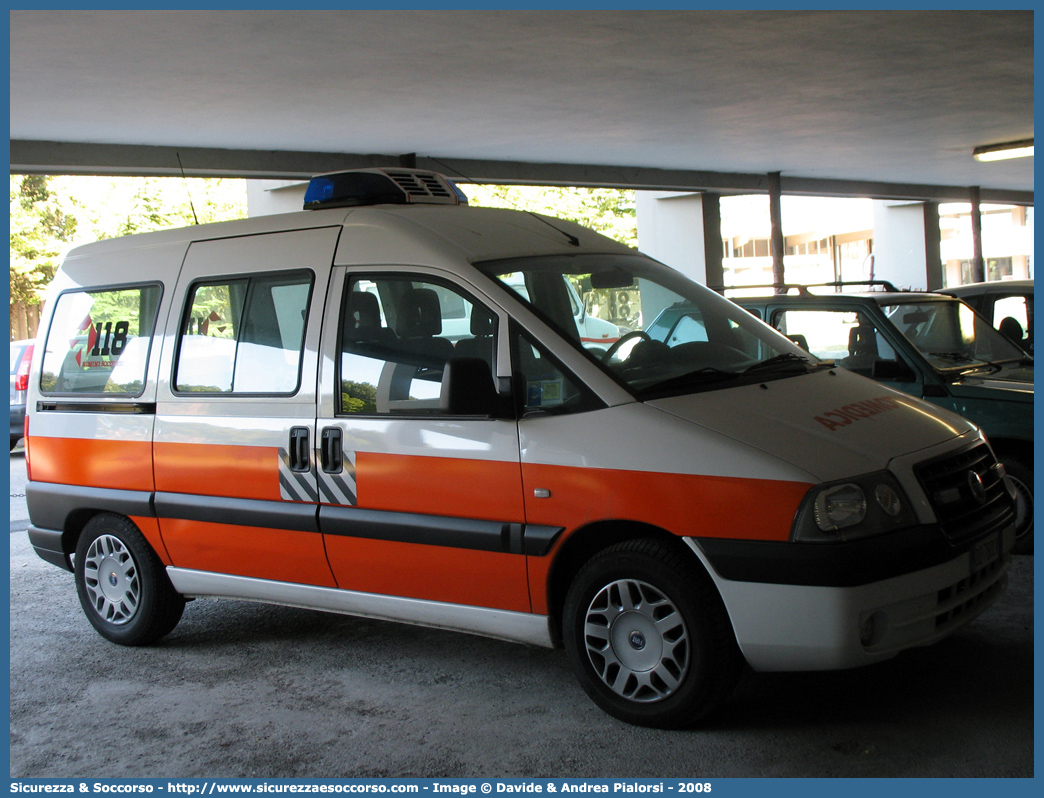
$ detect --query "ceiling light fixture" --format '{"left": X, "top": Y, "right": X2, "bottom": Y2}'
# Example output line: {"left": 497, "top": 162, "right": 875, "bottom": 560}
{"left": 973, "top": 139, "right": 1034, "bottom": 162}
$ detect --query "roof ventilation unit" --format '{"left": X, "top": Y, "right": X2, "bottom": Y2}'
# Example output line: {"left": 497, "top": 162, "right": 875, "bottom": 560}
{"left": 303, "top": 168, "right": 468, "bottom": 210}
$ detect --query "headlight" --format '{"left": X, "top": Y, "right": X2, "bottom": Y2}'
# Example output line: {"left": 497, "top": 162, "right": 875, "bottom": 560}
{"left": 814, "top": 483, "right": 867, "bottom": 531}
{"left": 793, "top": 471, "right": 918, "bottom": 543}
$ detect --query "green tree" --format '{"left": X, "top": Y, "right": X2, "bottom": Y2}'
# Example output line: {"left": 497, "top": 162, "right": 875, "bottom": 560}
{"left": 56, "top": 175, "right": 247, "bottom": 242}
{"left": 341, "top": 380, "right": 378, "bottom": 414}
{"left": 9, "top": 174, "right": 247, "bottom": 339}
{"left": 10, "top": 175, "right": 77, "bottom": 338}
{"left": 463, "top": 184, "right": 637, "bottom": 246}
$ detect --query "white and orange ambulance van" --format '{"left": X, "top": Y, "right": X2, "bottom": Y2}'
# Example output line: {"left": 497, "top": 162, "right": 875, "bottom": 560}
{"left": 25, "top": 169, "right": 1017, "bottom": 728}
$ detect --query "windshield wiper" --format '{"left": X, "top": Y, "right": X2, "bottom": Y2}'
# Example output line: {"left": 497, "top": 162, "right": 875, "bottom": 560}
{"left": 927, "top": 351, "right": 1005, "bottom": 375}
{"left": 641, "top": 367, "right": 740, "bottom": 396}
{"left": 742, "top": 352, "right": 815, "bottom": 374}
{"left": 927, "top": 351, "right": 977, "bottom": 362}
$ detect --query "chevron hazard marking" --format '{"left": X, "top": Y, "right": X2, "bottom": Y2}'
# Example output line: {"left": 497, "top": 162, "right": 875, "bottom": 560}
{"left": 278, "top": 448, "right": 319, "bottom": 503}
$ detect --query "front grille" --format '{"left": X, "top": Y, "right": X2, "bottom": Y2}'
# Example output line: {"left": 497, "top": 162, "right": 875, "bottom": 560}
{"left": 915, "top": 443, "right": 1015, "bottom": 545}
{"left": 935, "top": 554, "right": 1007, "bottom": 631}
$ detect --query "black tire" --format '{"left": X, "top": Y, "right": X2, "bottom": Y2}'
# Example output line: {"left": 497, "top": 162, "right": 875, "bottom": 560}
{"left": 74, "top": 513, "right": 185, "bottom": 645}
{"left": 1001, "top": 457, "right": 1033, "bottom": 555}
{"left": 562, "top": 539, "right": 742, "bottom": 728}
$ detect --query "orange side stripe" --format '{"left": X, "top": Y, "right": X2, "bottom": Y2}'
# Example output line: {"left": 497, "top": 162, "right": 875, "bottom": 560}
{"left": 154, "top": 441, "right": 281, "bottom": 501}
{"left": 356, "top": 451, "right": 525, "bottom": 521}
{"left": 522, "top": 463, "right": 811, "bottom": 543}
{"left": 324, "top": 535, "right": 530, "bottom": 612}
{"left": 28, "top": 437, "right": 153, "bottom": 491}
{"left": 160, "top": 519, "right": 337, "bottom": 587}
{"left": 522, "top": 465, "right": 812, "bottom": 615}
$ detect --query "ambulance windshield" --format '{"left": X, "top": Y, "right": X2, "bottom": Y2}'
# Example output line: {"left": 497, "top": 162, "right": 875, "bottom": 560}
{"left": 477, "top": 254, "right": 824, "bottom": 397}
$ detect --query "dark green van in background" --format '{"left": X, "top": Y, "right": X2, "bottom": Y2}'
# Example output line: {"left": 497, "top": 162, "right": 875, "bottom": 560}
{"left": 685, "top": 285, "right": 1034, "bottom": 553}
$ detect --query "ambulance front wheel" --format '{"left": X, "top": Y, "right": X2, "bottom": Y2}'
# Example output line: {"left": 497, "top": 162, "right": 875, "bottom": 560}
{"left": 74, "top": 513, "right": 185, "bottom": 646}
{"left": 562, "top": 539, "right": 742, "bottom": 729}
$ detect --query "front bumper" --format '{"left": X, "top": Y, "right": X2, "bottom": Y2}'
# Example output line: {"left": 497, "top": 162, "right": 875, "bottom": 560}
{"left": 686, "top": 521, "right": 1014, "bottom": 672}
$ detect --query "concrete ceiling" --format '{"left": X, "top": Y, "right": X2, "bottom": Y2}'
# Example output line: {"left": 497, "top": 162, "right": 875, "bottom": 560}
{"left": 9, "top": 9, "right": 1035, "bottom": 203}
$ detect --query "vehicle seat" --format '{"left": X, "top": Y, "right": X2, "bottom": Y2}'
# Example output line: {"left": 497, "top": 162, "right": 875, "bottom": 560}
{"left": 999, "top": 316, "right": 1025, "bottom": 347}
{"left": 395, "top": 288, "right": 455, "bottom": 363}
{"left": 342, "top": 291, "right": 398, "bottom": 361}
{"left": 454, "top": 308, "right": 496, "bottom": 368}
{"left": 344, "top": 292, "right": 394, "bottom": 342}
{"left": 840, "top": 326, "right": 878, "bottom": 373}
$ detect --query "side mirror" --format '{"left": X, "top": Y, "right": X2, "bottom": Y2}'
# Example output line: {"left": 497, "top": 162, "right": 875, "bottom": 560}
{"left": 788, "top": 334, "right": 809, "bottom": 351}
{"left": 440, "top": 358, "right": 501, "bottom": 416}
{"left": 872, "top": 359, "right": 916, "bottom": 382}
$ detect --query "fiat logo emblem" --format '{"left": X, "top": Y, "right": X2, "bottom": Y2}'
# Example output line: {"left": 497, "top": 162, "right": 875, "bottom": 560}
{"left": 108, "top": 572, "right": 119, "bottom": 587}
{"left": 629, "top": 631, "right": 646, "bottom": 650}
{"left": 967, "top": 471, "right": 987, "bottom": 505}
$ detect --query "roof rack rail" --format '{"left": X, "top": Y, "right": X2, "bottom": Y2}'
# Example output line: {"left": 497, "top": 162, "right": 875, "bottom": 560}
{"left": 714, "top": 280, "right": 900, "bottom": 295}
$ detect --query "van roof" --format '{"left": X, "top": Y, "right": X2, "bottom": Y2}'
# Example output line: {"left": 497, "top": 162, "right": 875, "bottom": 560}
{"left": 61, "top": 203, "right": 634, "bottom": 266}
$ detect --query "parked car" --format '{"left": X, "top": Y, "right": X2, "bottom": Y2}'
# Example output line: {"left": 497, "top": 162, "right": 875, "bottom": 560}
{"left": 941, "top": 279, "right": 1033, "bottom": 355}
{"left": 725, "top": 284, "right": 1033, "bottom": 554}
{"left": 10, "top": 339, "right": 34, "bottom": 450}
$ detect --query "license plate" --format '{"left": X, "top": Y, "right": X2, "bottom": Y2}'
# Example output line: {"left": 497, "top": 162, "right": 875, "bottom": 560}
{"left": 970, "top": 533, "right": 1000, "bottom": 572}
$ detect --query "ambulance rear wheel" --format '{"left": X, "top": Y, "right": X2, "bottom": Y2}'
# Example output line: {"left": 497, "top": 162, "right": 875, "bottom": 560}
{"left": 75, "top": 513, "right": 185, "bottom": 646}
{"left": 562, "top": 539, "right": 741, "bottom": 729}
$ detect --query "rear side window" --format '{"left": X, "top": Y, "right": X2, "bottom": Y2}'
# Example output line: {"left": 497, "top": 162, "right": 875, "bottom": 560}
{"left": 40, "top": 284, "right": 162, "bottom": 396}
{"left": 174, "top": 270, "right": 313, "bottom": 395}
{"left": 774, "top": 309, "right": 895, "bottom": 360}
{"left": 993, "top": 295, "right": 1032, "bottom": 350}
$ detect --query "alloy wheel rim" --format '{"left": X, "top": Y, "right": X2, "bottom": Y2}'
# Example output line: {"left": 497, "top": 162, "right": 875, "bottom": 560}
{"left": 83, "top": 534, "right": 140, "bottom": 625}
{"left": 582, "top": 578, "right": 690, "bottom": 703}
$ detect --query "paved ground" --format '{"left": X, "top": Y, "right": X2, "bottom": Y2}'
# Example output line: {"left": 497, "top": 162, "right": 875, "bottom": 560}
{"left": 8, "top": 450, "right": 1034, "bottom": 778}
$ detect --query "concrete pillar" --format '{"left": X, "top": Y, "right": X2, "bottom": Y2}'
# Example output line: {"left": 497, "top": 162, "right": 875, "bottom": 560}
{"left": 871, "top": 200, "right": 934, "bottom": 290}
{"left": 969, "top": 186, "right": 985, "bottom": 283}
{"left": 768, "top": 172, "right": 785, "bottom": 290}
{"left": 701, "top": 193, "right": 724, "bottom": 290}
{"left": 635, "top": 191, "right": 713, "bottom": 284}
{"left": 923, "top": 201, "right": 944, "bottom": 290}
{"left": 247, "top": 180, "right": 307, "bottom": 216}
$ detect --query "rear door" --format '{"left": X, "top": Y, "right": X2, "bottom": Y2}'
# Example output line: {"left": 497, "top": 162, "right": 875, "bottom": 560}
{"left": 154, "top": 227, "right": 340, "bottom": 586}
{"left": 316, "top": 266, "right": 531, "bottom": 612}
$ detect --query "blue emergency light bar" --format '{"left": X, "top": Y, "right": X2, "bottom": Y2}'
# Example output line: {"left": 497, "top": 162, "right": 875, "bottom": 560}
{"left": 303, "top": 168, "right": 468, "bottom": 210}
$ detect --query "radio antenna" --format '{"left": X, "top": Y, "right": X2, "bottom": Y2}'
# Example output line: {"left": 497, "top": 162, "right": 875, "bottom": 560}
{"left": 176, "top": 152, "right": 200, "bottom": 225}
{"left": 428, "top": 156, "right": 580, "bottom": 247}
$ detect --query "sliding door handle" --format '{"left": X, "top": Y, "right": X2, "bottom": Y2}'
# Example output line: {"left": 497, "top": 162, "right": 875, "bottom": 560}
{"left": 289, "top": 427, "right": 310, "bottom": 472}
{"left": 321, "top": 427, "right": 343, "bottom": 474}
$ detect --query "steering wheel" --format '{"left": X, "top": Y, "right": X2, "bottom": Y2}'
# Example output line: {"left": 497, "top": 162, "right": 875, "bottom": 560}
{"left": 602, "top": 330, "right": 651, "bottom": 363}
